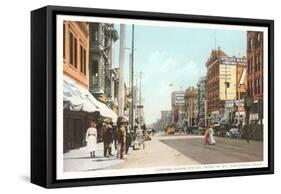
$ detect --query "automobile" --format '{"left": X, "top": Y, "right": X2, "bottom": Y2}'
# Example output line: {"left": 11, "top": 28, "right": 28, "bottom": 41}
{"left": 229, "top": 128, "right": 240, "bottom": 139}
{"left": 165, "top": 124, "right": 176, "bottom": 134}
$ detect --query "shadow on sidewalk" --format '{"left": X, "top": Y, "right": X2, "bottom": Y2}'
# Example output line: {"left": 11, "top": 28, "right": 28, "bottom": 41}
{"left": 64, "top": 155, "right": 118, "bottom": 161}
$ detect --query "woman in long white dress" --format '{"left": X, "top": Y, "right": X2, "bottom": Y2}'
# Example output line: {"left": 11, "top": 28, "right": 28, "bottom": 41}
{"left": 208, "top": 126, "right": 216, "bottom": 145}
{"left": 85, "top": 121, "right": 98, "bottom": 158}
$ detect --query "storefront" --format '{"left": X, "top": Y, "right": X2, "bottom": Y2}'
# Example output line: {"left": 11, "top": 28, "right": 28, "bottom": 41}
{"left": 63, "top": 76, "right": 118, "bottom": 152}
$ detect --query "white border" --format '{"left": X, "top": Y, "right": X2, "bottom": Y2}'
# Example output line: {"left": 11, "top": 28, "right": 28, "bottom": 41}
{"left": 56, "top": 15, "right": 269, "bottom": 180}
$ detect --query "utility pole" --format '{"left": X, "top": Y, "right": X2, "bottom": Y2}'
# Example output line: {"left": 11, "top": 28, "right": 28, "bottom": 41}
{"left": 224, "top": 61, "right": 229, "bottom": 123}
{"left": 205, "top": 99, "right": 208, "bottom": 127}
{"left": 135, "top": 72, "right": 143, "bottom": 126}
{"left": 118, "top": 24, "right": 126, "bottom": 117}
{"left": 139, "top": 72, "right": 143, "bottom": 106}
{"left": 139, "top": 72, "right": 143, "bottom": 125}
{"left": 130, "top": 24, "right": 135, "bottom": 132}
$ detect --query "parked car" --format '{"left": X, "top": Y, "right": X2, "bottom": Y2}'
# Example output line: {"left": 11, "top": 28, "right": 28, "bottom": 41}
{"left": 229, "top": 128, "right": 240, "bottom": 139}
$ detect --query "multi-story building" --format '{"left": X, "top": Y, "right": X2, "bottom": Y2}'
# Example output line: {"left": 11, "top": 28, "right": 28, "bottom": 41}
{"left": 206, "top": 48, "right": 228, "bottom": 118}
{"left": 89, "top": 23, "right": 119, "bottom": 103}
{"left": 62, "top": 21, "right": 90, "bottom": 152}
{"left": 236, "top": 61, "right": 247, "bottom": 100}
{"left": 247, "top": 31, "right": 263, "bottom": 125}
{"left": 205, "top": 48, "right": 246, "bottom": 122}
{"left": 63, "top": 21, "right": 89, "bottom": 89}
{"left": 107, "top": 67, "right": 119, "bottom": 113}
{"left": 171, "top": 91, "right": 185, "bottom": 124}
{"left": 160, "top": 110, "right": 172, "bottom": 130}
{"left": 197, "top": 76, "right": 207, "bottom": 127}
{"left": 185, "top": 87, "right": 198, "bottom": 127}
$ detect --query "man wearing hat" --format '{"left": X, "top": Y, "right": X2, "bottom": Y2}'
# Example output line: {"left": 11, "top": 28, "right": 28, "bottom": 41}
{"left": 118, "top": 117, "right": 127, "bottom": 159}
{"left": 103, "top": 119, "right": 114, "bottom": 157}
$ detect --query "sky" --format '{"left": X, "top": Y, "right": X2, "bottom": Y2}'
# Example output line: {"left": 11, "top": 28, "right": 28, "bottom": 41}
{"left": 112, "top": 24, "right": 246, "bottom": 125}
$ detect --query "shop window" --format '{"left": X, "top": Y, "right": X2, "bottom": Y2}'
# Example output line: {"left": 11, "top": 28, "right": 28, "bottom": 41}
{"left": 69, "top": 32, "right": 78, "bottom": 68}
{"left": 80, "top": 45, "right": 87, "bottom": 75}
{"left": 250, "top": 38, "right": 254, "bottom": 51}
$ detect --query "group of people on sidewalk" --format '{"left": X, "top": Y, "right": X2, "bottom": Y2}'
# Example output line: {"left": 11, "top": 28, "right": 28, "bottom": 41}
{"left": 85, "top": 116, "right": 130, "bottom": 160}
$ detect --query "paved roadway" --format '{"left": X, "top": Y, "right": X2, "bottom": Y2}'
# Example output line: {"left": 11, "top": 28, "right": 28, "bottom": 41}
{"left": 120, "top": 134, "right": 263, "bottom": 169}
{"left": 160, "top": 135, "right": 263, "bottom": 164}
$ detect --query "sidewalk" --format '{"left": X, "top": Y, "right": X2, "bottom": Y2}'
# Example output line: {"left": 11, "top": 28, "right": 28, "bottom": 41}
{"left": 119, "top": 135, "right": 200, "bottom": 169}
{"left": 63, "top": 142, "right": 131, "bottom": 172}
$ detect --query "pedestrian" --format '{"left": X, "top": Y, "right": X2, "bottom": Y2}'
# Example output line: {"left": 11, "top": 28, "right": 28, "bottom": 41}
{"left": 243, "top": 124, "right": 250, "bottom": 144}
{"left": 208, "top": 125, "right": 216, "bottom": 145}
{"left": 118, "top": 117, "right": 127, "bottom": 159}
{"left": 104, "top": 120, "right": 114, "bottom": 157}
{"left": 85, "top": 120, "right": 98, "bottom": 158}
{"left": 204, "top": 127, "right": 210, "bottom": 145}
{"left": 112, "top": 124, "right": 118, "bottom": 150}
{"left": 102, "top": 121, "right": 109, "bottom": 157}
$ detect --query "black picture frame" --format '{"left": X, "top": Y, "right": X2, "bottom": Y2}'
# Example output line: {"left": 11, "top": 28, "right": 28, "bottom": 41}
{"left": 31, "top": 5, "right": 274, "bottom": 188}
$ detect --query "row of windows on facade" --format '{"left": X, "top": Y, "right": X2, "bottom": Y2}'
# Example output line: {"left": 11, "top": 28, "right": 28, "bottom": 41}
{"left": 248, "top": 54, "right": 263, "bottom": 75}
{"left": 207, "top": 80, "right": 219, "bottom": 92}
{"left": 208, "top": 91, "right": 219, "bottom": 99}
{"left": 248, "top": 78, "right": 263, "bottom": 97}
{"left": 207, "top": 99, "right": 220, "bottom": 110}
{"left": 91, "top": 24, "right": 114, "bottom": 48}
{"left": 208, "top": 56, "right": 262, "bottom": 80}
{"left": 248, "top": 32, "right": 263, "bottom": 52}
{"left": 207, "top": 64, "right": 219, "bottom": 79}
{"left": 63, "top": 26, "right": 87, "bottom": 76}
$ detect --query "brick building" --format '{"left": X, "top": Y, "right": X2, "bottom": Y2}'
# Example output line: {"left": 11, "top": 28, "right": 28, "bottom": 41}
{"left": 205, "top": 48, "right": 228, "bottom": 117}
{"left": 205, "top": 48, "right": 247, "bottom": 122}
{"left": 247, "top": 31, "right": 263, "bottom": 101}
{"left": 247, "top": 31, "right": 263, "bottom": 131}
{"left": 63, "top": 21, "right": 89, "bottom": 89}
{"left": 62, "top": 21, "right": 90, "bottom": 152}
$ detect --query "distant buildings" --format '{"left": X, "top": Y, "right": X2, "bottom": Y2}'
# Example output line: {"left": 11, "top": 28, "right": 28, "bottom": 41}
{"left": 185, "top": 87, "right": 199, "bottom": 127}
{"left": 205, "top": 48, "right": 227, "bottom": 118}
{"left": 197, "top": 76, "right": 207, "bottom": 127}
{"left": 160, "top": 110, "right": 172, "bottom": 130}
{"left": 205, "top": 47, "right": 247, "bottom": 122}
{"left": 236, "top": 62, "right": 247, "bottom": 100}
{"left": 171, "top": 91, "right": 185, "bottom": 124}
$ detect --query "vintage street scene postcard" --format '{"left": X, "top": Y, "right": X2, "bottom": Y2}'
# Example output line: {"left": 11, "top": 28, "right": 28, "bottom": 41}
{"left": 56, "top": 15, "right": 268, "bottom": 180}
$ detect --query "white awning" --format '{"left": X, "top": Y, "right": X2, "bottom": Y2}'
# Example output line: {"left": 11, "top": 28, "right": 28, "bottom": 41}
{"left": 63, "top": 76, "right": 117, "bottom": 123}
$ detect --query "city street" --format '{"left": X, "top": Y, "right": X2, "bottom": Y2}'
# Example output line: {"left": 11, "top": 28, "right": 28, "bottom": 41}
{"left": 63, "top": 133, "right": 263, "bottom": 172}
{"left": 160, "top": 135, "right": 263, "bottom": 164}
{"left": 60, "top": 22, "right": 265, "bottom": 174}
{"left": 119, "top": 134, "right": 263, "bottom": 169}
